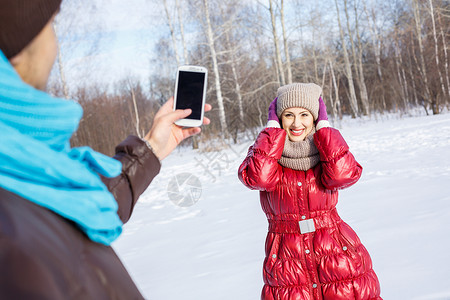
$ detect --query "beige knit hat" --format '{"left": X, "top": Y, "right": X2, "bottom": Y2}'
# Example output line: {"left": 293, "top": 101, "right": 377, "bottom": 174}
{"left": 276, "top": 83, "right": 322, "bottom": 120}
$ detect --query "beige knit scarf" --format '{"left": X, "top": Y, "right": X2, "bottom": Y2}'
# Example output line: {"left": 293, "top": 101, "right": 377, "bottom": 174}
{"left": 278, "top": 127, "right": 320, "bottom": 171}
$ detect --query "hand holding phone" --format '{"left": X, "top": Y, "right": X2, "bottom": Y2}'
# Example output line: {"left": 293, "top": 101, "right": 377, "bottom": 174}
{"left": 173, "top": 65, "right": 208, "bottom": 127}
{"left": 144, "top": 97, "right": 211, "bottom": 160}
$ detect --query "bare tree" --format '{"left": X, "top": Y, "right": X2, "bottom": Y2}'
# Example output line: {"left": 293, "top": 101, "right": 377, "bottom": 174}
{"left": 269, "top": 0, "right": 285, "bottom": 85}
{"left": 163, "top": 0, "right": 181, "bottom": 66}
{"left": 52, "top": 0, "right": 450, "bottom": 155}
{"left": 53, "top": 20, "right": 69, "bottom": 99}
{"left": 350, "top": 0, "right": 370, "bottom": 115}
{"left": 202, "top": 0, "right": 228, "bottom": 136}
{"left": 280, "top": 0, "right": 292, "bottom": 84}
{"left": 329, "top": 59, "right": 341, "bottom": 120}
{"left": 50, "top": 1, "right": 102, "bottom": 96}
{"left": 363, "top": 0, "right": 386, "bottom": 110}
{"left": 407, "top": 35, "right": 419, "bottom": 107}
{"left": 412, "top": 0, "right": 434, "bottom": 112}
{"left": 437, "top": 9, "right": 450, "bottom": 100}
{"left": 224, "top": 24, "right": 244, "bottom": 124}
{"left": 127, "top": 78, "right": 144, "bottom": 138}
{"left": 393, "top": 26, "right": 409, "bottom": 108}
{"left": 311, "top": 26, "right": 320, "bottom": 83}
{"left": 335, "top": 0, "right": 359, "bottom": 117}
{"left": 176, "top": 0, "right": 189, "bottom": 65}
{"left": 428, "top": 0, "right": 447, "bottom": 105}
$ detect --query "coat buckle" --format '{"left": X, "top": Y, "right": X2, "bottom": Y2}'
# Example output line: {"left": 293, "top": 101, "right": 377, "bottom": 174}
{"left": 299, "top": 219, "right": 315, "bottom": 234}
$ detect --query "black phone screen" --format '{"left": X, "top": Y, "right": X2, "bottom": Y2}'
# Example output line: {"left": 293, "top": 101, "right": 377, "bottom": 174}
{"left": 176, "top": 71, "right": 206, "bottom": 120}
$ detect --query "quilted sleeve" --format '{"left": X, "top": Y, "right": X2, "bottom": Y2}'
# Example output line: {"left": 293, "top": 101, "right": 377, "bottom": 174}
{"left": 102, "top": 136, "right": 161, "bottom": 224}
{"left": 314, "top": 127, "right": 362, "bottom": 191}
{"left": 238, "top": 127, "right": 286, "bottom": 191}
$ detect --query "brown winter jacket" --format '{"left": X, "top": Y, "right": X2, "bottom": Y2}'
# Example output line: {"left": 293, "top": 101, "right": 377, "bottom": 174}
{"left": 0, "top": 135, "right": 160, "bottom": 300}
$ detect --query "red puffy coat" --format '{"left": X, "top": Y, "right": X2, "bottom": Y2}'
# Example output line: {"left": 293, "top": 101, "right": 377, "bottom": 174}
{"left": 239, "top": 127, "right": 382, "bottom": 300}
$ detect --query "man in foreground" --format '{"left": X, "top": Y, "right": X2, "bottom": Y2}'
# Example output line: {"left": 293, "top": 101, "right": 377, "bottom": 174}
{"left": 0, "top": 0, "right": 210, "bottom": 298}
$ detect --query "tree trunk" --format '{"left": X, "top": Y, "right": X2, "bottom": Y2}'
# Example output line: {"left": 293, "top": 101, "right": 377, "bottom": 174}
{"left": 53, "top": 21, "right": 69, "bottom": 99}
{"left": 394, "top": 28, "right": 408, "bottom": 108}
{"left": 312, "top": 36, "right": 319, "bottom": 83}
{"left": 407, "top": 40, "right": 419, "bottom": 106}
{"left": 335, "top": 0, "right": 358, "bottom": 118}
{"left": 163, "top": 0, "right": 180, "bottom": 66}
{"left": 280, "top": 0, "right": 292, "bottom": 84}
{"left": 350, "top": 0, "right": 370, "bottom": 115}
{"left": 128, "top": 82, "right": 143, "bottom": 138}
{"left": 412, "top": 0, "right": 432, "bottom": 108}
{"left": 329, "top": 59, "right": 340, "bottom": 120}
{"left": 273, "top": 53, "right": 281, "bottom": 85}
{"left": 437, "top": 11, "right": 450, "bottom": 100}
{"left": 176, "top": 0, "right": 189, "bottom": 65}
{"left": 225, "top": 28, "right": 244, "bottom": 124}
{"left": 429, "top": 0, "right": 446, "bottom": 108}
{"left": 363, "top": 0, "right": 386, "bottom": 110}
{"left": 203, "top": 0, "right": 228, "bottom": 136}
{"left": 321, "top": 60, "right": 327, "bottom": 88}
{"left": 395, "top": 27, "right": 410, "bottom": 106}
{"left": 327, "top": 62, "right": 335, "bottom": 122}
{"left": 269, "top": 0, "right": 285, "bottom": 86}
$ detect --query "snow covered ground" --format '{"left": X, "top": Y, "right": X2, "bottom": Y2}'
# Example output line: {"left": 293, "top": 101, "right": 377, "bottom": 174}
{"left": 113, "top": 112, "right": 450, "bottom": 300}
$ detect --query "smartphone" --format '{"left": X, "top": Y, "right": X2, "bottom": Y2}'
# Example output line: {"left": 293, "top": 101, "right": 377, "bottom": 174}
{"left": 173, "top": 65, "right": 208, "bottom": 127}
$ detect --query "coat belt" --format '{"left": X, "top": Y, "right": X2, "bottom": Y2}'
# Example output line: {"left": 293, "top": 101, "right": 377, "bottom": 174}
{"left": 267, "top": 208, "right": 340, "bottom": 234}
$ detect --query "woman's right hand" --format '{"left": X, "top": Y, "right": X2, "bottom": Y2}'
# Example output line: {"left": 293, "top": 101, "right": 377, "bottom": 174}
{"left": 267, "top": 97, "right": 280, "bottom": 128}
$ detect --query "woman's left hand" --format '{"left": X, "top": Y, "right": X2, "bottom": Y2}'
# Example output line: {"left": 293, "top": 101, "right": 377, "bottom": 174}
{"left": 317, "top": 97, "right": 328, "bottom": 122}
{"left": 316, "top": 97, "right": 330, "bottom": 130}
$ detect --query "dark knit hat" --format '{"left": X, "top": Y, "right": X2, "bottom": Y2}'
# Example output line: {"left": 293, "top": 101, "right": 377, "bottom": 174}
{"left": 276, "top": 83, "right": 322, "bottom": 120}
{"left": 0, "top": 0, "right": 62, "bottom": 59}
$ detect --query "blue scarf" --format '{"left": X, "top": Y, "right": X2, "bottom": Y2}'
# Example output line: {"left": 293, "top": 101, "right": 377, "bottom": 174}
{"left": 0, "top": 51, "right": 123, "bottom": 245}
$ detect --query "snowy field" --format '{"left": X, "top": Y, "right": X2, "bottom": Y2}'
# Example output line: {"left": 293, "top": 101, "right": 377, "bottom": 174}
{"left": 113, "top": 112, "right": 450, "bottom": 300}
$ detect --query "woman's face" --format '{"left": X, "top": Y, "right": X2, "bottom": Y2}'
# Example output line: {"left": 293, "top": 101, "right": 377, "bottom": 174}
{"left": 281, "top": 107, "right": 314, "bottom": 142}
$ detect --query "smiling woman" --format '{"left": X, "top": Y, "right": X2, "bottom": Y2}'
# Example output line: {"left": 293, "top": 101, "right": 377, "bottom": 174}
{"left": 281, "top": 107, "right": 314, "bottom": 142}
{"left": 239, "top": 82, "right": 382, "bottom": 300}
{"left": 0, "top": 1, "right": 212, "bottom": 299}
